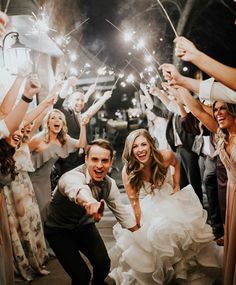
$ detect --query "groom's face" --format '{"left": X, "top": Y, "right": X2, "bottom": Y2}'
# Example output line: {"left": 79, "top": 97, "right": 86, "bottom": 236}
{"left": 85, "top": 145, "right": 112, "bottom": 181}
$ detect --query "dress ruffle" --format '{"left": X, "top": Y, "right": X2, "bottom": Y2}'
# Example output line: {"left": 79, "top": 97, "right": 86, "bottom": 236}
{"left": 109, "top": 185, "right": 223, "bottom": 285}
{"left": 31, "top": 136, "right": 78, "bottom": 170}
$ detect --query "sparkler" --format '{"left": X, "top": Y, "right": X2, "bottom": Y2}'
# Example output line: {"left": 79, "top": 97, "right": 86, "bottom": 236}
{"left": 64, "top": 18, "right": 90, "bottom": 37}
{"left": 124, "top": 60, "right": 149, "bottom": 84}
{"left": 156, "top": 0, "right": 178, "bottom": 37}
{"left": 111, "top": 60, "right": 131, "bottom": 91}
{"left": 4, "top": 0, "right": 11, "bottom": 14}
{"left": 31, "top": 10, "right": 57, "bottom": 35}
{"left": 105, "top": 18, "right": 161, "bottom": 70}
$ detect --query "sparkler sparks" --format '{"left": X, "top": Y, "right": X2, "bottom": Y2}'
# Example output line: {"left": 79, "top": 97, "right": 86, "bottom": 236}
{"left": 31, "top": 9, "right": 57, "bottom": 35}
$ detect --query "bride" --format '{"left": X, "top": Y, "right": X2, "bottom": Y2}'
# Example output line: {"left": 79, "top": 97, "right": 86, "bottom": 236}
{"left": 109, "top": 129, "right": 222, "bottom": 285}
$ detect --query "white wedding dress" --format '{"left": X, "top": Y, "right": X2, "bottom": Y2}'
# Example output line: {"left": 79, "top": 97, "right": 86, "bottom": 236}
{"left": 109, "top": 172, "right": 223, "bottom": 285}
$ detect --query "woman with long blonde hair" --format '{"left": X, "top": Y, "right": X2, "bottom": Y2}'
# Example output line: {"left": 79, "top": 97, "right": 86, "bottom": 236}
{"left": 29, "top": 108, "right": 87, "bottom": 220}
{"left": 109, "top": 129, "right": 222, "bottom": 285}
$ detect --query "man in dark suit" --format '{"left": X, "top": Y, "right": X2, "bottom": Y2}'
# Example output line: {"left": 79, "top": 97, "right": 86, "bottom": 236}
{"left": 52, "top": 77, "right": 96, "bottom": 186}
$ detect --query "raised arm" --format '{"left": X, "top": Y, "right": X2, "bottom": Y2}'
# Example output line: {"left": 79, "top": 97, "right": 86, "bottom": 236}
{"left": 0, "top": 75, "right": 26, "bottom": 118}
{"left": 73, "top": 118, "right": 88, "bottom": 149}
{"left": 122, "top": 166, "right": 141, "bottom": 228}
{"left": 54, "top": 76, "right": 78, "bottom": 109}
{"left": 175, "top": 36, "right": 236, "bottom": 91}
{"left": 4, "top": 74, "right": 41, "bottom": 134}
{"left": 82, "top": 90, "right": 112, "bottom": 119}
{"left": 177, "top": 86, "right": 217, "bottom": 133}
{"left": 24, "top": 94, "right": 57, "bottom": 126}
{"left": 84, "top": 84, "right": 96, "bottom": 103}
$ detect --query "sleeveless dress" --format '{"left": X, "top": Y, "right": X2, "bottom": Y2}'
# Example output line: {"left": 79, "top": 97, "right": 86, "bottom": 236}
{"left": 109, "top": 171, "right": 223, "bottom": 285}
{"left": 3, "top": 144, "right": 49, "bottom": 281}
{"left": 29, "top": 137, "right": 79, "bottom": 221}
{"left": 216, "top": 134, "right": 236, "bottom": 285}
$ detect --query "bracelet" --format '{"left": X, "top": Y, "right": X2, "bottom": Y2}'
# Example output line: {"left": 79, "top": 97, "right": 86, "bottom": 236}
{"left": 21, "top": 94, "right": 33, "bottom": 103}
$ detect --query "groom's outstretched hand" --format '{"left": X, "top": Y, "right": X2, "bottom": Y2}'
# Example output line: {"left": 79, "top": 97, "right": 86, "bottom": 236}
{"left": 84, "top": 199, "right": 105, "bottom": 222}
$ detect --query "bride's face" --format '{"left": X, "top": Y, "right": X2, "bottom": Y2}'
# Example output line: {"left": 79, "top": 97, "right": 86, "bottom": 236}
{"left": 132, "top": 135, "right": 151, "bottom": 164}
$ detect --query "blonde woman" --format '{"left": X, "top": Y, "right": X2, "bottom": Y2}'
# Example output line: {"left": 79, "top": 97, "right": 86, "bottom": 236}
{"left": 29, "top": 109, "right": 87, "bottom": 220}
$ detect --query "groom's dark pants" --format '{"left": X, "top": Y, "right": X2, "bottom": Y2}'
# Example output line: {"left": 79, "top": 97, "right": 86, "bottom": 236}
{"left": 45, "top": 223, "right": 110, "bottom": 285}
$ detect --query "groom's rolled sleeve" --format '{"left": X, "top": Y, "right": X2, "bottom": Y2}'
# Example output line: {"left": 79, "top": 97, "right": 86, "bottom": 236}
{"left": 106, "top": 180, "right": 136, "bottom": 229}
{"left": 58, "top": 169, "right": 92, "bottom": 203}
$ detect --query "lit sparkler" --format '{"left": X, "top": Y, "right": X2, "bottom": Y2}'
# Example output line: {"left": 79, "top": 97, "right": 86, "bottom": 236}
{"left": 4, "top": 0, "right": 11, "bottom": 14}
{"left": 64, "top": 18, "right": 90, "bottom": 37}
{"left": 156, "top": 0, "right": 178, "bottom": 37}
{"left": 105, "top": 18, "right": 161, "bottom": 68}
{"left": 126, "top": 74, "right": 135, "bottom": 84}
{"left": 31, "top": 9, "right": 57, "bottom": 35}
{"left": 111, "top": 60, "right": 131, "bottom": 91}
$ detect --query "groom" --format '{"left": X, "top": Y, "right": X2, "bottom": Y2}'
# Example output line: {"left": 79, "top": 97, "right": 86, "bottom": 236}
{"left": 44, "top": 139, "right": 138, "bottom": 285}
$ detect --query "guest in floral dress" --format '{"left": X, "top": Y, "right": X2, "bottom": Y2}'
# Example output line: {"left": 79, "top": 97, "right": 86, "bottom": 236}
{"left": 3, "top": 123, "right": 49, "bottom": 281}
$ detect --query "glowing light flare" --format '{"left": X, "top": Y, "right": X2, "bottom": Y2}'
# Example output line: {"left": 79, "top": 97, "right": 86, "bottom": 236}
{"left": 126, "top": 74, "right": 135, "bottom": 83}
{"left": 94, "top": 91, "right": 102, "bottom": 100}
{"left": 183, "top": 66, "right": 188, "bottom": 72}
{"left": 70, "top": 67, "right": 78, "bottom": 76}
{"left": 120, "top": 81, "right": 126, "bottom": 88}
{"left": 149, "top": 77, "right": 156, "bottom": 85}
{"left": 55, "top": 36, "right": 64, "bottom": 45}
{"left": 145, "top": 55, "right": 152, "bottom": 63}
{"left": 84, "top": 63, "right": 91, "bottom": 68}
{"left": 118, "top": 73, "right": 124, "bottom": 79}
{"left": 136, "top": 38, "right": 145, "bottom": 50}
{"left": 97, "top": 66, "right": 107, "bottom": 75}
{"left": 31, "top": 9, "right": 55, "bottom": 35}
{"left": 123, "top": 31, "right": 135, "bottom": 42}
{"left": 131, "top": 98, "right": 137, "bottom": 106}
{"left": 144, "top": 66, "right": 154, "bottom": 73}
{"left": 69, "top": 53, "right": 78, "bottom": 62}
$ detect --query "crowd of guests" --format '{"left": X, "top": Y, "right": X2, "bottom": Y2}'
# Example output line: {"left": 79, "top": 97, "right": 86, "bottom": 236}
{"left": 0, "top": 8, "right": 235, "bottom": 285}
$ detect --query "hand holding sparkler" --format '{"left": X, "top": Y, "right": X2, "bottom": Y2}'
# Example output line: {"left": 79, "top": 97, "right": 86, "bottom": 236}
{"left": 140, "top": 94, "right": 153, "bottom": 110}
{"left": 67, "top": 76, "right": 79, "bottom": 87}
{"left": 24, "top": 74, "right": 41, "bottom": 100}
{"left": 159, "top": 63, "right": 184, "bottom": 86}
{"left": 149, "top": 85, "right": 172, "bottom": 107}
{"left": 59, "top": 76, "right": 79, "bottom": 99}
{"left": 174, "top": 36, "right": 201, "bottom": 62}
{"left": 161, "top": 82, "right": 184, "bottom": 105}
{"left": 49, "top": 81, "right": 64, "bottom": 98}
{"left": 140, "top": 82, "right": 154, "bottom": 105}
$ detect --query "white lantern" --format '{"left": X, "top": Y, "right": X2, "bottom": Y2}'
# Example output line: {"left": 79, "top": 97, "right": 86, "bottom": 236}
{"left": 2, "top": 32, "right": 32, "bottom": 75}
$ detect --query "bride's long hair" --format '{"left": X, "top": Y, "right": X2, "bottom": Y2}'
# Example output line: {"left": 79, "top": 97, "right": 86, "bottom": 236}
{"left": 122, "top": 129, "right": 167, "bottom": 191}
